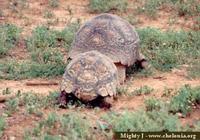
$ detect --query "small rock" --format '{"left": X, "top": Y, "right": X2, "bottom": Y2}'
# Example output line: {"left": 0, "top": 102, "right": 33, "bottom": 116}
{"left": 9, "top": 136, "right": 15, "bottom": 140}
{"left": 177, "top": 113, "right": 184, "bottom": 118}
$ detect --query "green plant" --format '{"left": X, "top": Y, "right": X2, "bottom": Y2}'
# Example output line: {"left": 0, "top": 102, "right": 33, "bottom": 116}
{"left": 137, "top": 28, "right": 200, "bottom": 71}
{"left": 60, "top": 113, "right": 92, "bottom": 139}
{"left": 190, "top": 87, "right": 200, "bottom": 104}
{"left": 187, "top": 60, "right": 200, "bottom": 79}
{"left": 0, "top": 24, "right": 20, "bottom": 57}
{"left": 137, "top": 0, "right": 166, "bottom": 18}
{"left": 27, "top": 26, "right": 57, "bottom": 49}
{"left": 133, "top": 85, "right": 154, "bottom": 96}
{"left": 193, "top": 16, "right": 200, "bottom": 30}
{"left": 145, "top": 97, "right": 161, "bottom": 111}
{"left": 31, "top": 48, "right": 64, "bottom": 64}
{"left": 48, "top": 0, "right": 59, "bottom": 8}
{"left": 102, "top": 109, "right": 181, "bottom": 131}
{"left": 45, "top": 112, "right": 58, "bottom": 128}
{"left": 194, "top": 121, "right": 200, "bottom": 131}
{"left": 43, "top": 9, "right": 54, "bottom": 19}
{"left": 162, "top": 87, "right": 174, "bottom": 97}
{"left": 21, "top": 91, "right": 59, "bottom": 109}
{"left": 116, "top": 86, "right": 128, "bottom": 96}
{"left": 27, "top": 22, "right": 80, "bottom": 50}
{"left": 0, "top": 117, "right": 6, "bottom": 137}
{"left": 0, "top": 60, "right": 66, "bottom": 79}
{"left": 89, "top": 0, "right": 128, "bottom": 13}
{"left": 55, "top": 22, "right": 80, "bottom": 49}
{"left": 174, "top": 0, "right": 200, "bottom": 16}
{"left": 169, "top": 85, "right": 200, "bottom": 116}
{"left": 5, "top": 98, "right": 19, "bottom": 115}
{"left": 25, "top": 112, "right": 97, "bottom": 139}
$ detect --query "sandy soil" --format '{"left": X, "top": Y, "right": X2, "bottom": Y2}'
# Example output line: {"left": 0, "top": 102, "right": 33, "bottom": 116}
{"left": 0, "top": 0, "right": 196, "bottom": 36}
{"left": 1, "top": 69, "right": 200, "bottom": 139}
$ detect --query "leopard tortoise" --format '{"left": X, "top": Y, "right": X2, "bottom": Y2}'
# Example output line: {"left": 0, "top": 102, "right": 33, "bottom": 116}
{"left": 58, "top": 51, "right": 119, "bottom": 108}
{"left": 69, "top": 13, "right": 147, "bottom": 84}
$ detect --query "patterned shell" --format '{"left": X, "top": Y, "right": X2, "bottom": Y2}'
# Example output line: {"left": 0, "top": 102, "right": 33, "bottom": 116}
{"left": 69, "top": 13, "right": 140, "bottom": 66}
{"left": 61, "top": 51, "right": 118, "bottom": 102}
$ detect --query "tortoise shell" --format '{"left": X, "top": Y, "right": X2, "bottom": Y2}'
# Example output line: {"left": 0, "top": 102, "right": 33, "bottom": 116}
{"left": 69, "top": 13, "right": 140, "bottom": 66}
{"left": 61, "top": 51, "right": 118, "bottom": 102}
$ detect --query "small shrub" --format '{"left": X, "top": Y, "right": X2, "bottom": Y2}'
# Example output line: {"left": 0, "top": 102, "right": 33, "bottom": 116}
{"left": 0, "top": 117, "right": 6, "bottom": 137}
{"left": 21, "top": 91, "right": 59, "bottom": 109}
{"left": 48, "top": 0, "right": 59, "bottom": 8}
{"left": 45, "top": 112, "right": 58, "bottom": 128}
{"left": 27, "top": 22, "right": 80, "bottom": 50}
{"left": 169, "top": 85, "right": 200, "bottom": 116}
{"left": 60, "top": 113, "right": 92, "bottom": 139}
{"left": 89, "top": 0, "right": 128, "bottom": 13}
{"left": 5, "top": 98, "right": 19, "bottom": 115}
{"left": 31, "top": 48, "right": 64, "bottom": 64}
{"left": 137, "top": 0, "right": 166, "bottom": 18}
{"left": 187, "top": 60, "right": 200, "bottom": 79}
{"left": 133, "top": 85, "right": 154, "bottom": 96}
{"left": 102, "top": 109, "right": 180, "bottom": 131}
{"left": 174, "top": 0, "right": 200, "bottom": 16}
{"left": 162, "top": 87, "right": 174, "bottom": 97}
{"left": 27, "top": 26, "right": 57, "bottom": 49}
{"left": 117, "top": 86, "right": 128, "bottom": 96}
{"left": 145, "top": 97, "right": 161, "bottom": 111}
{"left": 193, "top": 16, "right": 200, "bottom": 30}
{"left": 194, "top": 121, "right": 200, "bottom": 131}
{"left": 0, "top": 24, "right": 20, "bottom": 57}
{"left": 43, "top": 9, "right": 54, "bottom": 19}
{"left": 55, "top": 22, "right": 80, "bottom": 49}
{"left": 25, "top": 112, "right": 96, "bottom": 139}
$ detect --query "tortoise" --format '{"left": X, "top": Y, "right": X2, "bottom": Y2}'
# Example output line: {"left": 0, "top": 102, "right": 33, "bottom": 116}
{"left": 58, "top": 50, "right": 119, "bottom": 108}
{"left": 69, "top": 13, "right": 147, "bottom": 84}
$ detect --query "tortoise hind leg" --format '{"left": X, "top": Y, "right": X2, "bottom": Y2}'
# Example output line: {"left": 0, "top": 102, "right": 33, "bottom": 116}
{"left": 135, "top": 52, "right": 149, "bottom": 69}
{"left": 115, "top": 63, "right": 126, "bottom": 84}
{"left": 87, "top": 96, "right": 113, "bottom": 109}
{"left": 99, "top": 97, "right": 114, "bottom": 109}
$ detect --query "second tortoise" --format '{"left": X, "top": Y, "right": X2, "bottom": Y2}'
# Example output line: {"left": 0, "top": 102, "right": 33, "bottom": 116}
{"left": 69, "top": 13, "right": 147, "bottom": 84}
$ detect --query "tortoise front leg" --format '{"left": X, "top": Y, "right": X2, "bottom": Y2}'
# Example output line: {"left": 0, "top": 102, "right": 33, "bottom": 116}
{"left": 58, "top": 91, "right": 68, "bottom": 108}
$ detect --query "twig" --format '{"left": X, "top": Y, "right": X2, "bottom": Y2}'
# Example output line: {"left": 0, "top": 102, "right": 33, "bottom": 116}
{"left": 26, "top": 82, "right": 58, "bottom": 86}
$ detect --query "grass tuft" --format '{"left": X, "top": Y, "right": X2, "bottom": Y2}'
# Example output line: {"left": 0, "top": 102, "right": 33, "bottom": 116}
{"left": 0, "top": 24, "right": 20, "bottom": 57}
{"left": 102, "top": 109, "right": 181, "bottom": 131}
{"left": 89, "top": 0, "right": 128, "bottom": 13}
{"left": 169, "top": 85, "right": 200, "bottom": 116}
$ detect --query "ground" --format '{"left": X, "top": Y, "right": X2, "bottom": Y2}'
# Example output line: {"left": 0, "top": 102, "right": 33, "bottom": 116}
{"left": 0, "top": 0, "right": 200, "bottom": 139}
